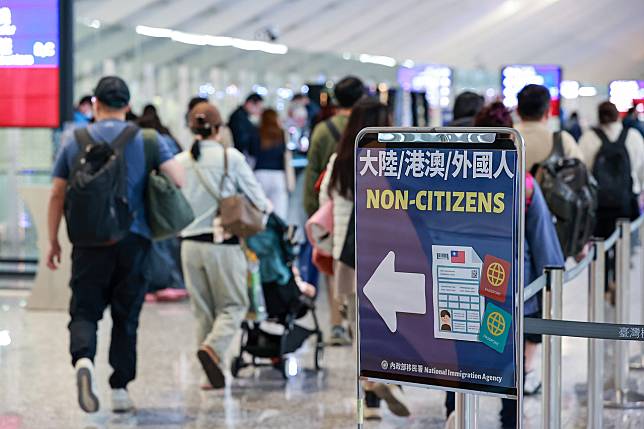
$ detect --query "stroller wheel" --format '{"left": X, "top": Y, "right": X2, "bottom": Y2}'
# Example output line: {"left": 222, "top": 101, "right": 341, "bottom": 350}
{"left": 280, "top": 356, "right": 298, "bottom": 380}
{"left": 230, "top": 356, "right": 245, "bottom": 378}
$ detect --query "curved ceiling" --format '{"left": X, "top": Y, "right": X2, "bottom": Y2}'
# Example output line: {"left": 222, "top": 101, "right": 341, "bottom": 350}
{"left": 75, "top": 0, "right": 644, "bottom": 84}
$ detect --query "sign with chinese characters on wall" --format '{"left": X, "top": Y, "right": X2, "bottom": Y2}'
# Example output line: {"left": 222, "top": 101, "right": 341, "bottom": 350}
{"left": 356, "top": 130, "right": 522, "bottom": 397}
{"left": 0, "top": 1, "right": 60, "bottom": 127}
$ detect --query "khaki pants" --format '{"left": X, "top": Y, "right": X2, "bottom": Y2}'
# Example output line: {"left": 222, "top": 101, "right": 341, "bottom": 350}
{"left": 181, "top": 241, "right": 248, "bottom": 359}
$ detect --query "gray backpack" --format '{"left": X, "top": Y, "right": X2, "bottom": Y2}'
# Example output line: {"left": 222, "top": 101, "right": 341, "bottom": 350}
{"left": 534, "top": 132, "right": 597, "bottom": 257}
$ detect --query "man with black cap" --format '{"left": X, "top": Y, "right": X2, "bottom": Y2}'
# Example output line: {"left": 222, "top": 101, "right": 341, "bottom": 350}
{"left": 46, "top": 76, "right": 184, "bottom": 414}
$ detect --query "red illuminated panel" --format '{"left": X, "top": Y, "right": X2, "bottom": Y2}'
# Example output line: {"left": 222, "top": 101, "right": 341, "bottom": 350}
{"left": 0, "top": 67, "right": 59, "bottom": 128}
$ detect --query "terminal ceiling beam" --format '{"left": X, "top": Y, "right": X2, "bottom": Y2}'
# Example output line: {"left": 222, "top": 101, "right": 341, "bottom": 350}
{"left": 74, "top": 0, "right": 240, "bottom": 78}
{"left": 144, "top": 0, "right": 341, "bottom": 74}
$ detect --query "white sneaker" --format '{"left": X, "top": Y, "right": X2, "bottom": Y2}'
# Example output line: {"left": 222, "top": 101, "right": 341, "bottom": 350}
{"left": 75, "top": 358, "right": 99, "bottom": 413}
{"left": 373, "top": 383, "right": 411, "bottom": 417}
{"left": 524, "top": 369, "right": 542, "bottom": 395}
{"left": 444, "top": 411, "right": 456, "bottom": 429}
{"left": 111, "top": 388, "right": 134, "bottom": 413}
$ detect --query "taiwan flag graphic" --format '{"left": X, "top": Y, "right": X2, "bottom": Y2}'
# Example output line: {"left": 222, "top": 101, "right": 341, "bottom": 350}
{"left": 451, "top": 250, "right": 465, "bottom": 263}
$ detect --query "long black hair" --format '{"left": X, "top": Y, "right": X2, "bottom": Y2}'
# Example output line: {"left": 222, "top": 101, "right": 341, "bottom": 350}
{"left": 329, "top": 98, "right": 391, "bottom": 199}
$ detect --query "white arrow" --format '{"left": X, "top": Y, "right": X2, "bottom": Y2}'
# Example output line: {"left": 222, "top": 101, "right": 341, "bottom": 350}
{"left": 363, "top": 251, "right": 426, "bottom": 333}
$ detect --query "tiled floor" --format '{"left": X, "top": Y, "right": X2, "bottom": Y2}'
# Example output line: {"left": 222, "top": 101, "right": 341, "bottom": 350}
{"left": 1, "top": 257, "right": 644, "bottom": 429}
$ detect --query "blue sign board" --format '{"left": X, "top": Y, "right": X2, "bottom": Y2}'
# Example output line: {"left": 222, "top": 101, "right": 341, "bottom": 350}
{"left": 355, "top": 129, "right": 523, "bottom": 398}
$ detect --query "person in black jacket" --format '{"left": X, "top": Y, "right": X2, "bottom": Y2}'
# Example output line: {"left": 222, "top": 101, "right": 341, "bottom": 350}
{"left": 228, "top": 93, "right": 264, "bottom": 166}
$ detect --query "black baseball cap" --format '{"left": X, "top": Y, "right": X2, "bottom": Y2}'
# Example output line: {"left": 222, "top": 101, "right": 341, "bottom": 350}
{"left": 94, "top": 76, "right": 130, "bottom": 108}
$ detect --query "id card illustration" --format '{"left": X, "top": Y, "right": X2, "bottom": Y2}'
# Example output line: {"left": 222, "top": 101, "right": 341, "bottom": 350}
{"left": 432, "top": 245, "right": 484, "bottom": 342}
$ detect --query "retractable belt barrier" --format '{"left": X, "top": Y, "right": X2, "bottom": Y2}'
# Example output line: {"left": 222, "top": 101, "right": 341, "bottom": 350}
{"left": 521, "top": 213, "right": 644, "bottom": 429}
{"left": 525, "top": 319, "right": 644, "bottom": 341}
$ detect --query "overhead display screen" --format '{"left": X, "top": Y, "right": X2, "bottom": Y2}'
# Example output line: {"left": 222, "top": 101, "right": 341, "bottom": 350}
{"left": 0, "top": 1, "right": 60, "bottom": 127}
{"left": 397, "top": 65, "right": 452, "bottom": 108}
{"left": 501, "top": 65, "right": 561, "bottom": 117}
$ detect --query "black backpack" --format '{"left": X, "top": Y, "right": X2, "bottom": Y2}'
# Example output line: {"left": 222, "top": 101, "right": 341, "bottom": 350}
{"left": 64, "top": 125, "right": 138, "bottom": 246}
{"left": 592, "top": 127, "right": 638, "bottom": 238}
{"left": 535, "top": 132, "right": 597, "bottom": 257}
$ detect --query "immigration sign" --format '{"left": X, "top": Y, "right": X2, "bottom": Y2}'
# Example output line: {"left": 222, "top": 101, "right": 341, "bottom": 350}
{"left": 356, "top": 129, "right": 524, "bottom": 398}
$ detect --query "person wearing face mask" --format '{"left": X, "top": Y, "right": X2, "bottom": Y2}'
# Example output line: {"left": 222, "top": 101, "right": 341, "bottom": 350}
{"left": 287, "top": 94, "right": 311, "bottom": 151}
{"left": 228, "top": 93, "right": 264, "bottom": 168}
{"left": 73, "top": 95, "right": 94, "bottom": 125}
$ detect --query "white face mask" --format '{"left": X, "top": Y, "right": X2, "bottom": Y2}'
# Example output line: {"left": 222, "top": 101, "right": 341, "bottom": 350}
{"left": 249, "top": 114, "right": 260, "bottom": 126}
{"left": 291, "top": 105, "right": 308, "bottom": 121}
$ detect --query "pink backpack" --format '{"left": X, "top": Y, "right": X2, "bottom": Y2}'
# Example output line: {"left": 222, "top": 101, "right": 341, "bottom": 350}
{"left": 305, "top": 200, "right": 334, "bottom": 275}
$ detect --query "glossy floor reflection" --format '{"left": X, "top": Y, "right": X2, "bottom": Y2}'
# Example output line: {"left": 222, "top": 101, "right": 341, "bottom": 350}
{"left": 1, "top": 258, "right": 644, "bottom": 428}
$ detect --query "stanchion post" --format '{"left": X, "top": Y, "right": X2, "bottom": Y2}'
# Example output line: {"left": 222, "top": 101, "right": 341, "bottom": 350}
{"left": 455, "top": 393, "right": 477, "bottom": 429}
{"left": 542, "top": 266, "right": 564, "bottom": 429}
{"left": 631, "top": 219, "right": 644, "bottom": 370}
{"left": 606, "top": 218, "right": 644, "bottom": 408}
{"left": 615, "top": 219, "right": 630, "bottom": 404}
{"left": 588, "top": 239, "right": 605, "bottom": 429}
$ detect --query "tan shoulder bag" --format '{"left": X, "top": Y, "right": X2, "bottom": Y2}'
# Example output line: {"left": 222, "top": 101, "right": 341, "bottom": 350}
{"left": 194, "top": 145, "right": 265, "bottom": 239}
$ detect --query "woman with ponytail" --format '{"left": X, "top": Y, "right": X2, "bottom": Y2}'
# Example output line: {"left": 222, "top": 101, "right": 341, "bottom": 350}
{"left": 175, "top": 102, "right": 269, "bottom": 390}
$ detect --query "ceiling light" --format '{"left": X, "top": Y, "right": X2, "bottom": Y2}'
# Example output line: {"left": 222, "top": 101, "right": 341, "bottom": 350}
{"left": 560, "top": 80, "right": 579, "bottom": 99}
{"left": 578, "top": 86, "right": 597, "bottom": 97}
{"left": 135, "top": 25, "right": 287, "bottom": 55}
{"left": 358, "top": 54, "right": 397, "bottom": 67}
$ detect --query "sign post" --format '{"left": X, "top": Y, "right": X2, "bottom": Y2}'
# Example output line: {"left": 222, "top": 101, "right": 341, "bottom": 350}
{"left": 354, "top": 128, "right": 525, "bottom": 428}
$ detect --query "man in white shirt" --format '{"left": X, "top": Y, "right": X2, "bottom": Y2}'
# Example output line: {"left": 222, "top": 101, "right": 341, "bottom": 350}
{"left": 579, "top": 101, "right": 644, "bottom": 196}
{"left": 514, "top": 84, "right": 583, "bottom": 171}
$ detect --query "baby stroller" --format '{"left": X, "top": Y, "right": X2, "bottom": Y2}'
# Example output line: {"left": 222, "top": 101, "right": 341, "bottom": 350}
{"left": 231, "top": 214, "right": 324, "bottom": 379}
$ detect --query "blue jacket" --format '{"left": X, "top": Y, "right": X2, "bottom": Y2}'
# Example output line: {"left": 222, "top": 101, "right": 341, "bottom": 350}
{"left": 524, "top": 181, "right": 565, "bottom": 314}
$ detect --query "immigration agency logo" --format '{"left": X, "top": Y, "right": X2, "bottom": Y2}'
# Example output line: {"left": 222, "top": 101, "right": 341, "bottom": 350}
{"left": 381, "top": 360, "right": 389, "bottom": 370}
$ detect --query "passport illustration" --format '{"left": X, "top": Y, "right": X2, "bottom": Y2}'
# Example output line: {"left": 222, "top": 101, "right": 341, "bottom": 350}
{"left": 479, "top": 254, "right": 511, "bottom": 303}
{"left": 479, "top": 302, "right": 512, "bottom": 353}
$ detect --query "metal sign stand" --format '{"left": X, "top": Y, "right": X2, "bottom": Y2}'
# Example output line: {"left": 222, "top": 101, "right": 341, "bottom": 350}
{"left": 356, "top": 294, "right": 364, "bottom": 429}
{"left": 455, "top": 393, "right": 478, "bottom": 429}
{"left": 354, "top": 127, "right": 525, "bottom": 429}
